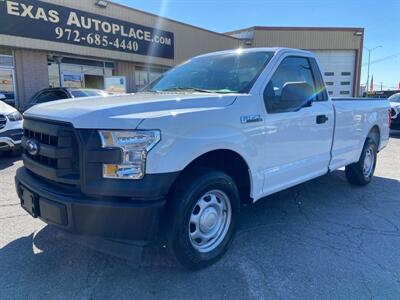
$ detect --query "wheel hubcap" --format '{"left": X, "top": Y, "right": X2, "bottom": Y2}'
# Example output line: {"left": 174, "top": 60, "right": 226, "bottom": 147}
{"left": 188, "top": 190, "right": 232, "bottom": 253}
{"left": 363, "top": 147, "right": 375, "bottom": 177}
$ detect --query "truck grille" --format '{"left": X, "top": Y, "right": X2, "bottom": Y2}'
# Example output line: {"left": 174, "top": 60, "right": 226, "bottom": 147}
{"left": 22, "top": 118, "right": 80, "bottom": 185}
{"left": 0, "top": 114, "right": 6, "bottom": 129}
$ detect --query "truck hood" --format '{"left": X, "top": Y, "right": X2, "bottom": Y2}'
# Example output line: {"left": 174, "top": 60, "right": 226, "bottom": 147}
{"left": 24, "top": 93, "right": 238, "bottom": 129}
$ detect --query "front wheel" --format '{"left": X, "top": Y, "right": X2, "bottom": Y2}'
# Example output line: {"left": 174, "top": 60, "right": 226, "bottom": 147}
{"left": 345, "top": 138, "right": 377, "bottom": 186}
{"left": 167, "top": 169, "right": 240, "bottom": 270}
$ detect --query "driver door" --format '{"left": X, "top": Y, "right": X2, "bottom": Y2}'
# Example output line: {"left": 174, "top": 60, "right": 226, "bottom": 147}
{"left": 261, "top": 56, "right": 334, "bottom": 196}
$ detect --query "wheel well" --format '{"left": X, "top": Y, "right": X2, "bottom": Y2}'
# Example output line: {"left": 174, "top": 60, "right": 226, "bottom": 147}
{"left": 368, "top": 125, "right": 380, "bottom": 149}
{"left": 170, "top": 150, "right": 252, "bottom": 205}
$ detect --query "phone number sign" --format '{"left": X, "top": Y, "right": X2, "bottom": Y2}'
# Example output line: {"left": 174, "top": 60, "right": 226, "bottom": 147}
{"left": 0, "top": 0, "right": 175, "bottom": 59}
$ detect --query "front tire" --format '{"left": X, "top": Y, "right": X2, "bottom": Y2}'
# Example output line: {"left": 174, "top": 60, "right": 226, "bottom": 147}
{"left": 167, "top": 169, "right": 240, "bottom": 270}
{"left": 345, "top": 138, "right": 377, "bottom": 186}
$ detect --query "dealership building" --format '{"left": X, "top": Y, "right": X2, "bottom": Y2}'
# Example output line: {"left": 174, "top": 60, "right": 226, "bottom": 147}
{"left": 0, "top": 0, "right": 364, "bottom": 109}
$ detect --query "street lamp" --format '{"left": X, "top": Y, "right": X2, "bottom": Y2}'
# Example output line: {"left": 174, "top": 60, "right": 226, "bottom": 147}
{"left": 365, "top": 45, "right": 382, "bottom": 94}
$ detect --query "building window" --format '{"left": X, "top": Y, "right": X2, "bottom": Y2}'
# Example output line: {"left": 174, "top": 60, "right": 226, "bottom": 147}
{"left": 341, "top": 72, "right": 351, "bottom": 76}
{"left": 324, "top": 72, "right": 334, "bottom": 76}
{"left": 328, "top": 91, "right": 333, "bottom": 95}
{"left": 341, "top": 81, "right": 351, "bottom": 86}
{"left": 135, "top": 66, "right": 166, "bottom": 90}
{"left": 0, "top": 47, "right": 16, "bottom": 106}
{"left": 149, "top": 68, "right": 164, "bottom": 83}
{"left": 326, "top": 82, "right": 334, "bottom": 86}
{"left": 340, "top": 91, "right": 350, "bottom": 95}
{"left": 0, "top": 56, "right": 13, "bottom": 67}
{"left": 48, "top": 62, "right": 61, "bottom": 88}
{"left": 48, "top": 56, "right": 115, "bottom": 89}
{"left": 135, "top": 68, "right": 149, "bottom": 89}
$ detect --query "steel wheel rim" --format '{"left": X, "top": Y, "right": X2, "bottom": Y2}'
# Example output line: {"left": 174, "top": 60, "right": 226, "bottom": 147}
{"left": 363, "top": 147, "right": 375, "bottom": 177}
{"left": 188, "top": 189, "right": 232, "bottom": 253}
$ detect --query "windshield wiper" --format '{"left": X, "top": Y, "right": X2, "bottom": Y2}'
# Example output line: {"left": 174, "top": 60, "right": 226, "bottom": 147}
{"left": 158, "top": 87, "right": 214, "bottom": 93}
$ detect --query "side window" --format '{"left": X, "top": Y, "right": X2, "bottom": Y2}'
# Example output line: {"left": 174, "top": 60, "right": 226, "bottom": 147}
{"left": 35, "top": 91, "right": 51, "bottom": 103}
{"left": 36, "top": 90, "right": 68, "bottom": 103}
{"left": 310, "top": 58, "right": 328, "bottom": 101}
{"left": 263, "top": 56, "right": 317, "bottom": 113}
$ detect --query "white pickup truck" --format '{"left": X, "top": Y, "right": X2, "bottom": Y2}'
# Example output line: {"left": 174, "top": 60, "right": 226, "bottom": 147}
{"left": 16, "top": 48, "right": 390, "bottom": 269}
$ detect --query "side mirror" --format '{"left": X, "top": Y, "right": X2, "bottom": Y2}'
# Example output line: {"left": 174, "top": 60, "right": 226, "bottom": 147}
{"left": 0, "top": 93, "right": 6, "bottom": 101}
{"left": 280, "top": 82, "right": 315, "bottom": 110}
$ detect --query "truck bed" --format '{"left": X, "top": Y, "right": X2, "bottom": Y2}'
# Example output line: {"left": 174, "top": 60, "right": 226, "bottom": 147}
{"left": 329, "top": 97, "right": 390, "bottom": 171}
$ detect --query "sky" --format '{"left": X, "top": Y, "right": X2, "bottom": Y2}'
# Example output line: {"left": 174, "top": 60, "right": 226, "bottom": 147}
{"left": 114, "top": 0, "right": 400, "bottom": 90}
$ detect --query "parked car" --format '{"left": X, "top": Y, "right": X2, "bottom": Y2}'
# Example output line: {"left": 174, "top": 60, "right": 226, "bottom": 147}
{"left": 0, "top": 100, "right": 23, "bottom": 156}
{"left": 388, "top": 93, "right": 400, "bottom": 129}
{"left": 19, "top": 88, "right": 111, "bottom": 112}
{"left": 0, "top": 92, "right": 16, "bottom": 107}
{"left": 15, "top": 48, "right": 390, "bottom": 269}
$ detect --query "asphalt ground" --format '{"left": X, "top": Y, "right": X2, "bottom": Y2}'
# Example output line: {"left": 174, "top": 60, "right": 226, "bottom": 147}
{"left": 0, "top": 133, "right": 399, "bottom": 299}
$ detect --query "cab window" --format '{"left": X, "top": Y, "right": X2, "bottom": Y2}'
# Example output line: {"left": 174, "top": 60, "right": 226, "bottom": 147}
{"left": 35, "top": 90, "right": 69, "bottom": 104}
{"left": 263, "top": 56, "right": 317, "bottom": 113}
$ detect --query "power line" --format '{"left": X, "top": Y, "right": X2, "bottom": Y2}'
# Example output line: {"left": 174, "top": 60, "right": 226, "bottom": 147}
{"left": 362, "top": 52, "right": 400, "bottom": 66}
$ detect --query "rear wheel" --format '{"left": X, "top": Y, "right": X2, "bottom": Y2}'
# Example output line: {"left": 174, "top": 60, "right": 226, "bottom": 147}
{"left": 345, "top": 138, "right": 377, "bottom": 186}
{"left": 167, "top": 169, "right": 240, "bottom": 270}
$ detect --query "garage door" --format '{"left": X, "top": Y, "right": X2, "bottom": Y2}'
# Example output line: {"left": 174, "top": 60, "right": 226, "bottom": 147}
{"left": 312, "top": 50, "right": 356, "bottom": 97}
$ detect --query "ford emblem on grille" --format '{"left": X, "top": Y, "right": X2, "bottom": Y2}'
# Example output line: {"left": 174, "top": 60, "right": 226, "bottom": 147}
{"left": 26, "top": 139, "right": 40, "bottom": 156}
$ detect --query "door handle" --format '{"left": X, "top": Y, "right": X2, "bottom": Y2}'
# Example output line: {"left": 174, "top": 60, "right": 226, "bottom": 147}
{"left": 316, "top": 115, "right": 329, "bottom": 124}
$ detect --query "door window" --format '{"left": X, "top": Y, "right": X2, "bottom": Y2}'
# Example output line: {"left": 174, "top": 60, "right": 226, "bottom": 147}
{"left": 263, "top": 57, "right": 317, "bottom": 113}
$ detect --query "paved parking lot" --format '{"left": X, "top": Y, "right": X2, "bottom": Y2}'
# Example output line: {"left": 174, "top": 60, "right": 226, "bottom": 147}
{"left": 1, "top": 133, "right": 399, "bottom": 300}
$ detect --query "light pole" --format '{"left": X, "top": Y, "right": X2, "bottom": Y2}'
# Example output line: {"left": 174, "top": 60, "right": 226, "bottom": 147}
{"left": 365, "top": 46, "right": 382, "bottom": 94}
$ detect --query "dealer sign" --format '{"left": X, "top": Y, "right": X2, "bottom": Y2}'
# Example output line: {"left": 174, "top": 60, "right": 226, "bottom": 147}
{"left": 0, "top": 0, "right": 175, "bottom": 59}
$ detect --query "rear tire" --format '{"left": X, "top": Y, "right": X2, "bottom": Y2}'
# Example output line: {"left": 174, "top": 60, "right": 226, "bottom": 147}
{"left": 345, "top": 138, "right": 377, "bottom": 186}
{"left": 167, "top": 168, "right": 240, "bottom": 270}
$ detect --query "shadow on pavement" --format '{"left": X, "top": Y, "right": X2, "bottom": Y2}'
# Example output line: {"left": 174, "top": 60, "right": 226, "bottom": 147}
{"left": 0, "top": 155, "right": 21, "bottom": 171}
{"left": 390, "top": 130, "right": 400, "bottom": 139}
{"left": 0, "top": 170, "right": 399, "bottom": 299}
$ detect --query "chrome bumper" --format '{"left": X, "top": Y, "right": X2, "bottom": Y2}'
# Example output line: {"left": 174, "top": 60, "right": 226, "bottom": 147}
{"left": 0, "top": 137, "right": 21, "bottom": 149}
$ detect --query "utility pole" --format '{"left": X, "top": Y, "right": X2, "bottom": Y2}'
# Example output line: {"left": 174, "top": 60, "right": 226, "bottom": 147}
{"left": 365, "top": 46, "right": 382, "bottom": 94}
{"left": 379, "top": 82, "right": 383, "bottom": 91}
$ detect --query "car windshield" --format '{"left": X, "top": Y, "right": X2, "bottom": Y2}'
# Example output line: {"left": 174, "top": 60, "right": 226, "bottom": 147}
{"left": 388, "top": 93, "right": 400, "bottom": 103}
{"left": 71, "top": 89, "right": 108, "bottom": 98}
{"left": 144, "top": 51, "right": 273, "bottom": 94}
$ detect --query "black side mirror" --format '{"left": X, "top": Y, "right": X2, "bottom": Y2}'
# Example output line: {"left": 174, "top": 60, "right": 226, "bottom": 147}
{"left": 280, "top": 82, "right": 315, "bottom": 111}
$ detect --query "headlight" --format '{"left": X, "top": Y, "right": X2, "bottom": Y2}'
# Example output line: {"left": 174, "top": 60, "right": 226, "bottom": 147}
{"left": 7, "top": 111, "right": 23, "bottom": 121}
{"left": 98, "top": 130, "right": 161, "bottom": 180}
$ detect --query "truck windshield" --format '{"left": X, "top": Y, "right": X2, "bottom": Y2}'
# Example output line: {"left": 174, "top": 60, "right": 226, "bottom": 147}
{"left": 144, "top": 51, "right": 273, "bottom": 94}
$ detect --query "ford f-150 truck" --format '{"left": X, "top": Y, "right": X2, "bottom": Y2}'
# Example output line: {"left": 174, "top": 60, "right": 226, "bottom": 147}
{"left": 15, "top": 48, "right": 390, "bottom": 269}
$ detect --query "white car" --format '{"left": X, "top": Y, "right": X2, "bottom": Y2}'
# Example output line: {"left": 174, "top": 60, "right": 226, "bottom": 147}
{"left": 16, "top": 48, "right": 390, "bottom": 269}
{"left": 0, "top": 96, "right": 23, "bottom": 155}
{"left": 388, "top": 93, "right": 400, "bottom": 129}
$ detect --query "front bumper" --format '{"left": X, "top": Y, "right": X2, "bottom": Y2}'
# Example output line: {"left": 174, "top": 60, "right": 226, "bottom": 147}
{"left": 0, "top": 129, "right": 23, "bottom": 151}
{"left": 15, "top": 167, "right": 175, "bottom": 242}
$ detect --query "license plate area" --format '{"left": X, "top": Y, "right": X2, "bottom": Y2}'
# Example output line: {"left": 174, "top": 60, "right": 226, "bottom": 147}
{"left": 20, "top": 185, "right": 40, "bottom": 218}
